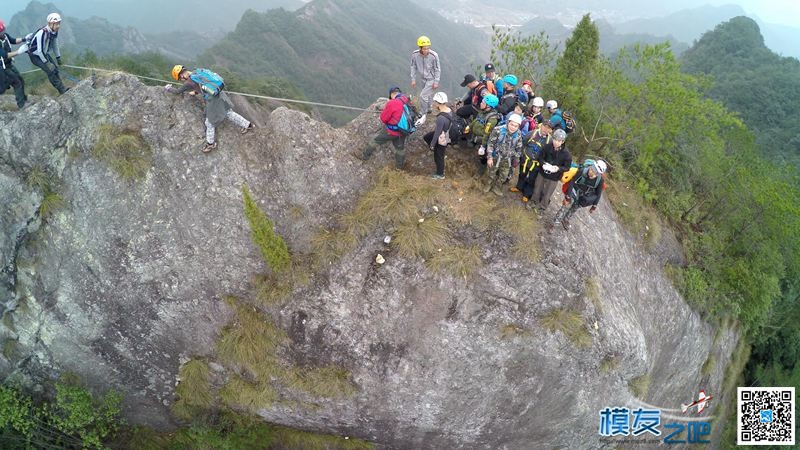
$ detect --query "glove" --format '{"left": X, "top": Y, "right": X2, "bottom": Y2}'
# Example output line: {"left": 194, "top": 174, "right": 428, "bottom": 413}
{"left": 511, "top": 158, "right": 519, "bottom": 168}
{"left": 15, "top": 43, "right": 28, "bottom": 54}
{"left": 478, "top": 146, "right": 485, "bottom": 156}
{"left": 56, "top": 56, "right": 62, "bottom": 65}
{"left": 590, "top": 206, "right": 597, "bottom": 213}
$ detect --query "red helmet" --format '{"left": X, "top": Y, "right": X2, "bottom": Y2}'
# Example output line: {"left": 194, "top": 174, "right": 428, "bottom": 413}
{"left": 0, "top": 19, "right": 6, "bottom": 33}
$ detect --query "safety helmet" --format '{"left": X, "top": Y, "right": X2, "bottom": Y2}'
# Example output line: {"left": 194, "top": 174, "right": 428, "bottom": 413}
{"left": 553, "top": 129, "right": 567, "bottom": 141}
{"left": 507, "top": 113, "right": 523, "bottom": 125}
{"left": 502, "top": 74, "right": 518, "bottom": 86}
{"left": 432, "top": 91, "right": 448, "bottom": 104}
{"left": 417, "top": 35, "right": 431, "bottom": 47}
{"left": 594, "top": 160, "right": 607, "bottom": 174}
{"left": 522, "top": 79, "right": 533, "bottom": 87}
{"left": 171, "top": 64, "right": 186, "bottom": 81}
{"left": 546, "top": 99, "right": 558, "bottom": 110}
{"left": 47, "top": 13, "right": 62, "bottom": 23}
{"left": 532, "top": 97, "right": 544, "bottom": 107}
{"left": 483, "top": 94, "right": 499, "bottom": 108}
{"left": 0, "top": 20, "right": 5, "bottom": 33}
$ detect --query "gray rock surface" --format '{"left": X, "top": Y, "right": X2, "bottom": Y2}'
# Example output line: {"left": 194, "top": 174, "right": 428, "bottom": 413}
{"left": 0, "top": 74, "right": 736, "bottom": 448}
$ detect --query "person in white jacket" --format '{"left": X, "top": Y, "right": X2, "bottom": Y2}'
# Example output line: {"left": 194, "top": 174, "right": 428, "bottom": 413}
{"left": 26, "top": 12, "right": 67, "bottom": 94}
{"left": 409, "top": 35, "right": 440, "bottom": 126}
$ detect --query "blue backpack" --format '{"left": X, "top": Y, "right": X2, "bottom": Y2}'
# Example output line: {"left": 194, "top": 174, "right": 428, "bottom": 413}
{"left": 190, "top": 68, "right": 225, "bottom": 99}
{"left": 387, "top": 96, "right": 418, "bottom": 135}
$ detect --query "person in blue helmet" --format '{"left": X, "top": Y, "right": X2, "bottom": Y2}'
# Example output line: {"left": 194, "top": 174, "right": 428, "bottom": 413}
{"left": 497, "top": 74, "right": 519, "bottom": 116}
{"left": 468, "top": 94, "right": 501, "bottom": 178}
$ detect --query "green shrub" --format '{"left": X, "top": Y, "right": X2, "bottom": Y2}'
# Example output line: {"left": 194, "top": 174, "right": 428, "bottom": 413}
{"left": 91, "top": 124, "right": 153, "bottom": 180}
{"left": 242, "top": 186, "right": 291, "bottom": 272}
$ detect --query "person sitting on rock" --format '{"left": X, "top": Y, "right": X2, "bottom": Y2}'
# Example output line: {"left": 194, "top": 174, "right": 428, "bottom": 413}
{"left": 530, "top": 128, "right": 572, "bottom": 214}
{"left": 165, "top": 64, "right": 254, "bottom": 153}
{"left": 0, "top": 19, "right": 28, "bottom": 109}
{"left": 25, "top": 13, "right": 68, "bottom": 95}
{"left": 552, "top": 159, "right": 607, "bottom": 230}
{"left": 361, "top": 86, "right": 413, "bottom": 169}
{"left": 483, "top": 113, "right": 523, "bottom": 197}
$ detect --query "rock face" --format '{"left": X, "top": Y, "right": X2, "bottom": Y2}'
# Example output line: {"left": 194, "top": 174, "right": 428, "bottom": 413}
{"left": 0, "top": 75, "right": 735, "bottom": 449}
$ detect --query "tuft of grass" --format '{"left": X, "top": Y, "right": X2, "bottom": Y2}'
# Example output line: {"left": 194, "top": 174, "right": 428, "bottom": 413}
{"left": 442, "top": 188, "right": 497, "bottom": 230}
{"left": 310, "top": 228, "right": 358, "bottom": 269}
{"left": 599, "top": 355, "right": 619, "bottom": 373}
{"left": 271, "top": 425, "right": 373, "bottom": 450}
{"left": 91, "top": 124, "right": 153, "bottom": 180}
{"left": 499, "top": 323, "right": 531, "bottom": 340}
{"left": 605, "top": 179, "right": 661, "bottom": 250}
{"left": 2, "top": 312, "right": 14, "bottom": 332}
{"left": 3, "top": 339, "right": 17, "bottom": 359}
{"left": 39, "top": 191, "right": 65, "bottom": 218}
{"left": 540, "top": 308, "right": 592, "bottom": 348}
{"left": 585, "top": 277, "right": 602, "bottom": 312}
{"left": 628, "top": 374, "right": 651, "bottom": 399}
{"left": 217, "top": 298, "right": 288, "bottom": 375}
{"left": 219, "top": 375, "right": 279, "bottom": 410}
{"left": 252, "top": 258, "right": 311, "bottom": 306}
{"left": 242, "top": 185, "right": 291, "bottom": 272}
{"left": 172, "top": 359, "right": 214, "bottom": 420}
{"left": 25, "top": 167, "right": 51, "bottom": 191}
{"left": 426, "top": 245, "right": 482, "bottom": 278}
{"left": 393, "top": 216, "right": 450, "bottom": 259}
{"left": 501, "top": 207, "right": 540, "bottom": 262}
{"left": 701, "top": 354, "right": 716, "bottom": 377}
{"left": 286, "top": 366, "right": 357, "bottom": 398}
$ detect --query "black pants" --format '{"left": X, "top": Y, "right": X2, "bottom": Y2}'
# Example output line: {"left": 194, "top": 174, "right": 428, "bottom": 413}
{"left": 516, "top": 167, "right": 540, "bottom": 199}
{"left": 29, "top": 53, "right": 66, "bottom": 94}
{"left": 423, "top": 131, "right": 446, "bottom": 176}
{"left": 0, "top": 64, "right": 26, "bottom": 108}
{"left": 456, "top": 104, "right": 476, "bottom": 120}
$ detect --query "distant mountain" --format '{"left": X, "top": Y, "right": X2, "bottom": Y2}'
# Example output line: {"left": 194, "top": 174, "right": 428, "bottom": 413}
{"left": 682, "top": 16, "right": 800, "bottom": 166}
{"left": 615, "top": 4, "right": 800, "bottom": 58}
{"left": 200, "top": 0, "right": 489, "bottom": 124}
{"left": 5, "top": 0, "right": 305, "bottom": 34}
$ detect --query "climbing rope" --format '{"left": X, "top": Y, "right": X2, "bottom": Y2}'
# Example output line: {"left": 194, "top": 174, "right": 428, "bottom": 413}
{"left": 19, "top": 64, "right": 373, "bottom": 112}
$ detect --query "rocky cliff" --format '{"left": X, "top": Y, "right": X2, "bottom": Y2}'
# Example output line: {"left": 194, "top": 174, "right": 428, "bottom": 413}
{"left": 0, "top": 74, "right": 736, "bottom": 449}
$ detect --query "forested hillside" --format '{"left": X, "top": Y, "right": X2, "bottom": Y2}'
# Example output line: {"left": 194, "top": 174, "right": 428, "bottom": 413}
{"left": 682, "top": 16, "right": 800, "bottom": 167}
{"left": 199, "top": 0, "right": 489, "bottom": 124}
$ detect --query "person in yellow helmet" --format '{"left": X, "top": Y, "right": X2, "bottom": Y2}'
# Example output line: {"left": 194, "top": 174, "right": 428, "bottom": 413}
{"left": 409, "top": 35, "right": 440, "bottom": 127}
{"left": 165, "top": 65, "right": 254, "bottom": 153}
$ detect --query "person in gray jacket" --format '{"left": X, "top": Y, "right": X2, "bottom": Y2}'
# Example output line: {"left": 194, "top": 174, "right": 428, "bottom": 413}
{"left": 483, "top": 114, "right": 524, "bottom": 197}
{"left": 26, "top": 12, "right": 67, "bottom": 94}
{"left": 410, "top": 35, "right": 440, "bottom": 127}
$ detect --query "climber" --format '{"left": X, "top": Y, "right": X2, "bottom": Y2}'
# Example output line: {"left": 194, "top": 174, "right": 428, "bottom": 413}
{"left": 521, "top": 79, "right": 535, "bottom": 108}
{"left": 165, "top": 65, "right": 254, "bottom": 153}
{"left": 481, "top": 63, "right": 498, "bottom": 83}
{"left": 552, "top": 159, "right": 607, "bottom": 230}
{"left": 361, "top": 86, "right": 413, "bottom": 169}
{"left": 456, "top": 74, "right": 480, "bottom": 120}
{"left": 422, "top": 92, "right": 452, "bottom": 179}
{"left": 496, "top": 74, "right": 519, "bottom": 116}
{"left": 410, "top": 35, "right": 440, "bottom": 127}
{"left": 469, "top": 94, "right": 501, "bottom": 179}
{"left": 529, "top": 128, "right": 572, "bottom": 213}
{"left": 511, "top": 123, "right": 552, "bottom": 202}
{"left": 0, "top": 19, "right": 28, "bottom": 109}
{"left": 26, "top": 13, "right": 68, "bottom": 94}
{"left": 520, "top": 97, "right": 545, "bottom": 134}
{"left": 546, "top": 100, "right": 566, "bottom": 131}
{"left": 483, "top": 113, "right": 524, "bottom": 197}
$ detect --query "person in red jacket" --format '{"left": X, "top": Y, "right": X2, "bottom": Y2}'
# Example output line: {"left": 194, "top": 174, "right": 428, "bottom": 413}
{"left": 361, "top": 86, "right": 411, "bottom": 169}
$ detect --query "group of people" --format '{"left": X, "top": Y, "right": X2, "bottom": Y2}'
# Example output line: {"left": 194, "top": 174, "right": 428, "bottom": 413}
{"left": 0, "top": 13, "right": 70, "bottom": 110}
{"left": 360, "top": 35, "right": 607, "bottom": 230}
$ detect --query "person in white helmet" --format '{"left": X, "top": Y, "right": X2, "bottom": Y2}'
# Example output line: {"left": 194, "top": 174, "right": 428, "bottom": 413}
{"left": 26, "top": 12, "right": 67, "bottom": 94}
{"left": 552, "top": 159, "right": 607, "bottom": 230}
{"left": 483, "top": 113, "right": 524, "bottom": 196}
{"left": 422, "top": 91, "right": 452, "bottom": 179}
{"left": 410, "top": 35, "right": 440, "bottom": 127}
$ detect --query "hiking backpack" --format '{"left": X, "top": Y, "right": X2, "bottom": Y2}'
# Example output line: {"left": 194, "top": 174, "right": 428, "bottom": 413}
{"left": 387, "top": 96, "right": 419, "bottom": 135}
{"left": 562, "top": 110, "right": 576, "bottom": 134}
{"left": 448, "top": 114, "right": 468, "bottom": 144}
{"left": 190, "top": 68, "right": 225, "bottom": 99}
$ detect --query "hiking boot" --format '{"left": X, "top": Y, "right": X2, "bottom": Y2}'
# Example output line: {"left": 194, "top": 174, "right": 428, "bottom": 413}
{"left": 525, "top": 202, "right": 534, "bottom": 210}
{"left": 522, "top": 196, "right": 529, "bottom": 203}
{"left": 509, "top": 187, "right": 520, "bottom": 193}
{"left": 202, "top": 141, "right": 218, "bottom": 153}
{"left": 491, "top": 185, "right": 504, "bottom": 197}
{"left": 482, "top": 183, "right": 492, "bottom": 193}
{"left": 414, "top": 114, "right": 427, "bottom": 127}
{"left": 562, "top": 219, "right": 570, "bottom": 230}
{"left": 241, "top": 123, "right": 255, "bottom": 135}
{"left": 431, "top": 174, "right": 445, "bottom": 180}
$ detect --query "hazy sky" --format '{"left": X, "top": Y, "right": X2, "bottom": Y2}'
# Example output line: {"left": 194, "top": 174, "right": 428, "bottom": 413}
{"left": 712, "top": 0, "right": 800, "bottom": 27}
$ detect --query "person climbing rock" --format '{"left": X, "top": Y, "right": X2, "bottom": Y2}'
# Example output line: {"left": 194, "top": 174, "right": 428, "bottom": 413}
{"left": 165, "top": 64, "right": 254, "bottom": 153}
{"left": 552, "top": 159, "right": 607, "bottom": 230}
{"left": 530, "top": 128, "right": 572, "bottom": 213}
{"left": 483, "top": 113, "right": 523, "bottom": 197}
{"left": 26, "top": 13, "right": 68, "bottom": 94}
{"left": 361, "top": 86, "right": 413, "bottom": 169}
{"left": 410, "top": 35, "right": 440, "bottom": 127}
{"left": 422, "top": 91, "right": 452, "bottom": 179}
{"left": 0, "top": 19, "right": 28, "bottom": 109}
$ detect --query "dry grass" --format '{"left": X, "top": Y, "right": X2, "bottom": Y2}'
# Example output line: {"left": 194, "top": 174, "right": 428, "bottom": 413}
{"left": 501, "top": 206, "right": 541, "bottom": 262}
{"left": 92, "top": 124, "right": 153, "bottom": 180}
{"left": 271, "top": 424, "right": 374, "bottom": 450}
{"left": 585, "top": 277, "right": 602, "bottom": 312}
{"left": 286, "top": 366, "right": 357, "bottom": 398}
{"left": 628, "top": 374, "right": 651, "bottom": 399}
{"left": 219, "top": 375, "right": 279, "bottom": 409}
{"left": 393, "top": 216, "right": 450, "bottom": 259}
{"left": 702, "top": 354, "right": 716, "bottom": 377}
{"left": 427, "top": 245, "right": 482, "bottom": 278}
{"left": 252, "top": 258, "right": 311, "bottom": 306}
{"left": 216, "top": 298, "right": 288, "bottom": 374}
{"left": 499, "top": 323, "right": 531, "bottom": 339}
{"left": 540, "top": 308, "right": 592, "bottom": 348}
{"left": 310, "top": 228, "right": 358, "bottom": 269}
{"left": 172, "top": 359, "right": 214, "bottom": 420}
{"left": 39, "top": 191, "right": 65, "bottom": 218}
{"left": 599, "top": 355, "right": 620, "bottom": 373}
{"left": 442, "top": 188, "right": 497, "bottom": 230}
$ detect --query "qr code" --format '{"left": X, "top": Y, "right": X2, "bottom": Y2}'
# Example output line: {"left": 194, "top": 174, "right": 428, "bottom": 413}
{"left": 738, "top": 387, "right": 795, "bottom": 445}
